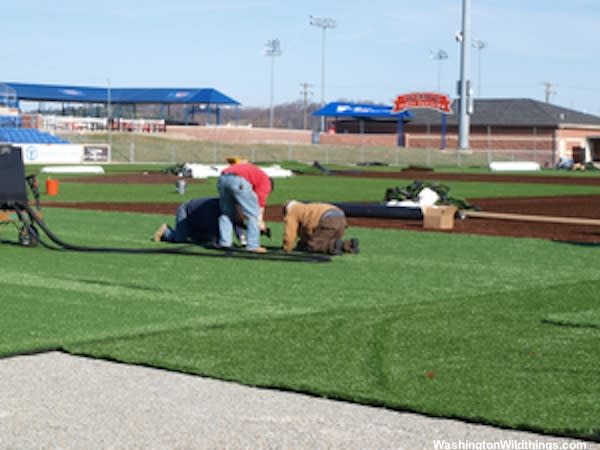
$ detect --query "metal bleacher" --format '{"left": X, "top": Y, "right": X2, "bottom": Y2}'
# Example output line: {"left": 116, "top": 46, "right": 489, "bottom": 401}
{"left": 0, "top": 127, "right": 70, "bottom": 144}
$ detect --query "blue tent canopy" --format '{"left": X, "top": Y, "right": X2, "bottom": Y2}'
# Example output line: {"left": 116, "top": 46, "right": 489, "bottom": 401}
{"left": 312, "top": 101, "right": 452, "bottom": 149}
{"left": 2, "top": 82, "right": 240, "bottom": 105}
{"left": 313, "top": 102, "right": 414, "bottom": 119}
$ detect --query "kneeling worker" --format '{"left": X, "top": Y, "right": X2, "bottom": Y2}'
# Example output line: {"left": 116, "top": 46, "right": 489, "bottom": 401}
{"left": 154, "top": 197, "right": 245, "bottom": 245}
{"left": 282, "top": 200, "right": 359, "bottom": 255}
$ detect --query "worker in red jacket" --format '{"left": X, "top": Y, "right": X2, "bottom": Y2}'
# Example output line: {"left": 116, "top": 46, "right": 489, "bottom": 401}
{"left": 217, "top": 161, "right": 272, "bottom": 253}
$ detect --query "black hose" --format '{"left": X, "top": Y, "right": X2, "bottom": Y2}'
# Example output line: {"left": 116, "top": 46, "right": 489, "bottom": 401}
{"left": 16, "top": 202, "right": 331, "bottom": 263}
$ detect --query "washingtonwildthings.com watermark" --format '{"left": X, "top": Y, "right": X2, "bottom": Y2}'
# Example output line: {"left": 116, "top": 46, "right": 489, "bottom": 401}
{"left": 432, "top": 440, "right": 588, "bottom": 450}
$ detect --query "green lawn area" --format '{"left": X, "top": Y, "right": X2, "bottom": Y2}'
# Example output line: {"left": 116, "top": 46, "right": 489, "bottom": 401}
{"left": 1, "top": 170, "right": 599, "bottom": 440}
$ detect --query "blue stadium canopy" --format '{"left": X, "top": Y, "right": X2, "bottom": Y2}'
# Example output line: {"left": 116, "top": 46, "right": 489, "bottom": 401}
{"left": 313, "top": 102, "right": 414, "bottom": 119}
{"left": 2, "top": 82, "right": 240, "bottom": 105}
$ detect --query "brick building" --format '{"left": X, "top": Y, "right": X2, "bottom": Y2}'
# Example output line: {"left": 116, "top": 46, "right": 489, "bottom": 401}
{"left": 323, "top": 98, "right": 600, "bottom": 165}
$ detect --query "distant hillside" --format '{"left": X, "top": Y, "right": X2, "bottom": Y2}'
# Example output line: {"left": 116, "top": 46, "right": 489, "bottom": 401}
{"left": 220, "top": 100, "right": 322, "bottom": 129}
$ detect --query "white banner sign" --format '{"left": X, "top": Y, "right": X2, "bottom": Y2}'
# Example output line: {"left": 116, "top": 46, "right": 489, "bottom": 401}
{"left": 20, "top": 144, "right": 83, "bottom": 164}
{"left": 18, "top": 144, "right": 110, "bottom": 164}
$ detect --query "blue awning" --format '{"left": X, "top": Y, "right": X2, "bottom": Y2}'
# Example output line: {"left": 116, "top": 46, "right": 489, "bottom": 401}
{"left": 313, "top": 102, "right": 414, "bottom": 119}
{"left": 2, "top": 82, "right": 240, "bottom": 105}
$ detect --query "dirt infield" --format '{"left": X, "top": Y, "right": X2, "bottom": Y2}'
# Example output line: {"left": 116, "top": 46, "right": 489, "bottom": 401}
{"left": 51, "top": 171, "right": 600, "bottom": 243}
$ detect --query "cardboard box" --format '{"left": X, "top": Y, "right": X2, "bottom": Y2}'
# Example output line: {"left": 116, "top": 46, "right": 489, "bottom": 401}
{"left": 423, "top": 205, "right": 458, "bottom": 230}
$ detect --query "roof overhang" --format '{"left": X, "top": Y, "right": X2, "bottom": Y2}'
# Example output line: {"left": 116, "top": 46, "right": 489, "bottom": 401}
{"left": 2, "top": 82, "right": 240, "bottom": 106}
{"left": 313, "top": 102, "right": 414, "bottom": 119}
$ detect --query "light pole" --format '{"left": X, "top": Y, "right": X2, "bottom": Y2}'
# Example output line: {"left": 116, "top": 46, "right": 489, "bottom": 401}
{"left": 430, "top": 49, "right": 448, "bottom": 92}
{"left": 541, "top": 81, "right": 557, "bottom": 103}
{"left": 265, "top": 39, "right": 282, "bottom": 128}
{"left": 299, "top": 82, "right": 313, "bottom": 130}
{"left": 309, "top": 15, "right": 336, "bottom": 132}
{"left": 107, "top": 78, "right": 112, "bottom": 149}
{"left": 458, "top": 0, "right": 472, "bottom": 150}
{"left": 472, "top": 39, "right": 486, "bottom": 97}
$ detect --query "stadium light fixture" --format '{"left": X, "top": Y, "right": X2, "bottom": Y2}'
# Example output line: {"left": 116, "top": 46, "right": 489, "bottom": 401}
{"left": 430, "top": 49, "right": 448, "bottom": 92}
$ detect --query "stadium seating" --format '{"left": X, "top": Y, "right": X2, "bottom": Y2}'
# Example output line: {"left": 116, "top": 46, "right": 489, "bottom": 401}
{"left": 0, "top": 127, "right": 70, "bottom": 144}
{"left": 0, "top": 116, "right": 22, "bottom": 128}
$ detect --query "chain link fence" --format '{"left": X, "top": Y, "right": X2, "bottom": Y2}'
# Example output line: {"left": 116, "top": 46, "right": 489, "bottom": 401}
{"left": 60, "top": 131, "right": 557, "bottom": 168}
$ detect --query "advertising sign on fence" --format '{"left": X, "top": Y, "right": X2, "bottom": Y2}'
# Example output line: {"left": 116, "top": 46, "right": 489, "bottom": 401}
{"left": 83, "top": 144, "right": 110, "bottom": 163}
{"left": 18, "top": 143, "right": 111, "bottom": 164}
{"left": 20, "top": 144, "right": 83, "bottom": 164}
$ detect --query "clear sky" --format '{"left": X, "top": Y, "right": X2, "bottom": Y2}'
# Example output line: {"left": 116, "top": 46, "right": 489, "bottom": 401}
{"left": 3, "top": 1, "right": 599, "bottom": 114}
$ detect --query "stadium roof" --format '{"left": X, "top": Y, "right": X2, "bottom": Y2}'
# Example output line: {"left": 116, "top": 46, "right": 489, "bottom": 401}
{"left": 313, "top": 102, "right": 414, "bottom": 119}
{"left": 2, "top": 82, "right": 240, "bottom": 106}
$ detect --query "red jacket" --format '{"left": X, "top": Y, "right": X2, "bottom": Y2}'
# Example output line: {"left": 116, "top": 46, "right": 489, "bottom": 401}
{"left": 222, "top": 163, "right": 271, "bottom": 207}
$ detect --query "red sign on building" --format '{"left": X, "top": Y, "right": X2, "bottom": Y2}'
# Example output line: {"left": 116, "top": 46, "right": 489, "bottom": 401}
{"left": 392, "top": 92, "right": 453, "bottom": 114}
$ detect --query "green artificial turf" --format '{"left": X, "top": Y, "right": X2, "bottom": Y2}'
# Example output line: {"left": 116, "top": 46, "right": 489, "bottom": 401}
{"left": 1, "top": 207, "right": 599, "bottom": 439}
{"left": 36, "top": 174, "right": 600, "bottom": 205}
{"left": 67, "top": 283, "right": 600, "bottom": 438}
{"left": 544, "top": 309, "right": 600, "bottom": 328}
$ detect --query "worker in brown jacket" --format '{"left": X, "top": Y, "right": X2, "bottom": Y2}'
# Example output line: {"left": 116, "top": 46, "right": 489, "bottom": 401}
{"left": 282, "top": 200, "right": 360, "bottom": 255}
